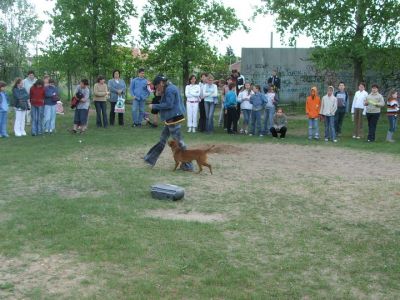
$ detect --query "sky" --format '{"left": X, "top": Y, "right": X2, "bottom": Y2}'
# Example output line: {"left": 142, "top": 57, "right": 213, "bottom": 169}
{"left": 31, "top": 0, "right": 313, "bottom": 57}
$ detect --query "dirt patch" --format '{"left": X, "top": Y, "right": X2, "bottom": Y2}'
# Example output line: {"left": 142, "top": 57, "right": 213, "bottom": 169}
{"left": 196, "top": 144, "right": 244, "bottom": 155}
{"left": 0, "top": 253, "right": 99, "bottom": 299}
{"left": 145, "top": 209, "right": 227, "bottom": 223}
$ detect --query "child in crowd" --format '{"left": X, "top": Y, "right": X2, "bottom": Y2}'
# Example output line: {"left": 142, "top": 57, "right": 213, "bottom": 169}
{"left": 72, "top": 79, "right": 90, "bottom": 133}
{"left": 0, "top": 81, "right": 9, "bottom": 138}
{"left": 217, "top": 79, "right": 226, "bottom": 128}
{"left": 237, "top": 82, "right": 253, "bottom": 134}
{"left": 364, "top": 84, "right": 385, "bottom": 142}
{"left": 263, "top": 85, "right": 278, "bottom": 135}
{"left": 44, "top": 78, "right": 59, "bottom": 133}
{"left": 224, "top": 82, "right": 238, "bottom": 134}
{"left": 12, "top": 78, "right": 29, "bottom": 137}
{"left": 320, "top": 86, "right": 338, "bottom": 142}
{"left": 351, "top": 82, "right": 368, "bottom": 139}
{"left": 249, "top": 85, "right": 267, "bottom": 137}
{"left": 185, "top": 75, "right": 200, "bottom": 132}
{"left": 386, "top": 89, "right": 398, "bottom": 142}
{"left": 270, "top": 108, "right": 287, "bottom": 138}
{"left": 306, "top": 86, "right": 321, "bottom": 140}
{"left": 29, "top": 79, "right": 45, "bottom": 136}
{"left": 334, "top": 81, "right": 349, "bottom": 136}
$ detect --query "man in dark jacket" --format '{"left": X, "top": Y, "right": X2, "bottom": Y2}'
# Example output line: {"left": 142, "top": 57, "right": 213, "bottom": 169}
{"left": 334, "top": 81, "right": 349, "bottom": 136}
{"left": 144, "top": 75, "right": 193, "bottom": 171}
{"left": 267, "top": 70, "right": 281, "bottom": 93}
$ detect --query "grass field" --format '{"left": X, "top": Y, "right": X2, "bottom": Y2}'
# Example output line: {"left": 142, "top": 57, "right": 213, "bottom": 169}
{"left": 1, "top": 105, "right": 400, "bottom": 299}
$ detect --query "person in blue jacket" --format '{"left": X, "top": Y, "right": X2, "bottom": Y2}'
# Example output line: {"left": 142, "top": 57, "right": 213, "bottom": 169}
{"left": 130, "top": 68, "right": 150, "bottom": 127}
{"left": 144, "top": 75, "right": 193, "bottom": 171}
{"left": 0, "top": 81, "right": 10, "bottom": 137}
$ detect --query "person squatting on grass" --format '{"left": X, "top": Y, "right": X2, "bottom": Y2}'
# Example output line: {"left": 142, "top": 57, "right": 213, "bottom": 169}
{"left": 351, "top": 82, "right": 368, "bottom": 139}
{"left": 237, "top": 82, "right": 254, "bottom": 135}
{"left": 185, "top": 75, "right": 201, "bottom": 133}
{"left": 249, "top": 85, "right": 267, "bottom": 137}
{"left": 334, "top": 81, "right": 349, "bottom": 136}
{"left": 364, "top": 84, "right": 385, "bottom": 142}
{"left": 386, "top": 89, "right": 399, "bottom": 143}
{"left": 130, "top": 68, "right": 150, "bottom": 127}
{"left": 144, "top": 75, "right": 193, "bottom": 171}
{"left": 29, "top": 79, "right": 45, "bottom": 136}
{"left": 108, "top": 70, "right": 126, "bottom": 126}
{"left": 270, "top": 108, "right": 287, "bottom": 139}
{"left": 72, "top": 79, "right": 90, "bottom": 133}
{"left": 320, "top": 86, "right": 338, "bottom": 142}
{"left": 224, "top": 82, "right": 238, "bottom": 134}
{"left": 12, "top": 78, "right": 29, "bottom": 137}
{"left": 0, "top": 81, "right": 10, "bottom": 138}
{"left": 93, "top": 75, "right": 109, "bottom": 128}
{"left": 306, "top": 86, "right": 321, "bottom": 140}
{"left": 43, "top": 78, "right": 59, "bottom": 134}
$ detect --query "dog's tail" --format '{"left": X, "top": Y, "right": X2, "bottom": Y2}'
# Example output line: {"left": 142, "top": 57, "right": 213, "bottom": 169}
{"left": 206, "top": 145, "right": 215, "bottom": 152}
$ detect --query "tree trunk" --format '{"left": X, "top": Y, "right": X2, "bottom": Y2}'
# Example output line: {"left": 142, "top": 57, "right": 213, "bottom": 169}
{"left": 182, "top": 59, "right": 190, "bottom": 89}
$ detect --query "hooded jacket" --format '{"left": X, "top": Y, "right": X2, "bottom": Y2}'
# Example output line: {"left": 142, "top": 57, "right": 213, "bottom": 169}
{"left": 306, "top": 87, "right": 321, "bottom": 119}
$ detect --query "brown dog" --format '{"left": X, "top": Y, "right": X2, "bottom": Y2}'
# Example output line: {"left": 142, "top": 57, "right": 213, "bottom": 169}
{"left": 168, "top": 140, "right": 214, "bottom": 174}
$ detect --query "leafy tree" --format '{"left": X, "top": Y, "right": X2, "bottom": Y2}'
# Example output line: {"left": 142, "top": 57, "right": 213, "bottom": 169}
{"left": 256, "top": 0, "right": 400, "bottom": 87}
{"left": 49, "top": 0, "right": 136, "bottom": 86}
{"left": 140, "top": 0, "right": 246, "bottom": 85}
{"left": 0, "top": 0, "right": 43, "bottom": 82}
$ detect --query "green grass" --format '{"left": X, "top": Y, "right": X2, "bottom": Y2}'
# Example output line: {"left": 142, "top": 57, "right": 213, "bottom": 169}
{"left": 0, "top": 105, "right": 399, "bottom": 299}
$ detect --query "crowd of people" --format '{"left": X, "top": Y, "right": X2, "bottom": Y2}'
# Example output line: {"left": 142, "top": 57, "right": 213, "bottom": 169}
{"left": 0, "top": 69, "right": 398, "bottom": 144}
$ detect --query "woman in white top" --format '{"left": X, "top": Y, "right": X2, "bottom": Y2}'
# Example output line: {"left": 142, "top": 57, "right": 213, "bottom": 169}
{"left": 202, "top": 74, "right": 218, "bottom": 133}
{"left": 185, "top": 75, "right": 201, "bottom": 132}
{"left": 351, "top": 82, "right": 368, "bottom": 139}
{"left": 237, "top": 82, "right": 254, "bottom": 134}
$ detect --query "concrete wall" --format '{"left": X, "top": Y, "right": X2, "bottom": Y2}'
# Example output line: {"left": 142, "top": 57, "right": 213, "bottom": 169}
{"left": 241, "top": 48, "right": 354, "bottom": 103}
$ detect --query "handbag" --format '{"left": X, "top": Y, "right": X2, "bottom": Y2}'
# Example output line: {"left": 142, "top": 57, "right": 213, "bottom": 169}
{"left": 114, "top": 96, "right": 125, "bottom": 113}
{"left": 70, "top": 96, "right": 79, "bottom": 109}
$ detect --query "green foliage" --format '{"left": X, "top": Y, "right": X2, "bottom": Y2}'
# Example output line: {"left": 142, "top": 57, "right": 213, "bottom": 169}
{"left": 0, "top": 0, "right": 43, "bottom": 82}
{"left": 140, "top": 0, "right": 246, "bottom": 85}
{"left": 257, "top": 0, "right": 400, "bottom": 84}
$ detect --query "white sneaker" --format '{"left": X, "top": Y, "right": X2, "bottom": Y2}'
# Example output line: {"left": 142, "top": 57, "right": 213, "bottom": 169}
{"left": 352, "top": 135, "right": 356, "bottom": 139}
{"left": 21, "top": 131, "right": 27, "bottom": 136}
{"left": 333, "top": 139, "right": 337, "bottom": 143}
{"left": 239, "top": 128, "right": 244, "bottom": 134}
{"left": 324, "top": 138, "right": 329, "bottom": 142}
{"left": 187, "top": 127, "right": 191, "bottom": 133}
{"left": 192, "top": 128, "right": 196, "bottom": 133}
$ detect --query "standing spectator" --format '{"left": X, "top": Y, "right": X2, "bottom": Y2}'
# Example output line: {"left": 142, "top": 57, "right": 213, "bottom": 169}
{"left": 237, "top": 82, "right": 253, "bottom": 134}
{"left": 202, "top": 74, "right": 218, "bottom": 133}
{"left": 144, "top": 75, "right": 193, "bottom": 171}
{"left": 231, "top": 70, "right": 245, "bottom": 126}
{"left": 263, "top": 85, "right": 278, "bottom": 135}
{"left": 364, "top": 84, "right": 385, "bottom": 142}
{"left": 217, "top": 79, "right": 227, "bottom": 128}
{"left": 93, "top": 75, "right": 109, "bottom": 128}
{"left": 334, "top": 82, "right": 349, "bottom": 136}
{"left": 130, "top": 68, "right": 150, "bottom": 127}
{"left": 72, "top": 79, "right": 90, "bottom": 133}
{"left": 351, "top": 82, "right": 368, "bottom": 139}
{"left": 108, "top": 70, "right": 126, "bottom": 126}
{"left": 12, "top": 78, "right": 29, "bottom": 137}
{"left": 270, "top": 108, "right": 288, "bottom": 139}
{"left": 43, "top": 79, "right": 59, "bottom": 134}
{"left": 267, "top": 70, "right": 281, "bottom": 94}
{"left": 224, "top": 82, "right": 238, "bottom": 134}
{"left": 198, "top": 73, "right": 208, "bottom": 132}
{"left": 219, "top": 77, "right": 232, "bottom": 129}
{"left": 0, "top": 81, "right": 10, "bottom": 138}
{"left": 386, "top": 89, "right": 398, "bottom": 142}
{"left": 29, "top": 79, "right": 45, "bottom": 136}
{"left": 185, "top": 75, "right": 200, "bottom": 133}
{"left": 23, "top": 70, "right": 36, "bottom": 126}
{"left": 320, "top": 86, "right": 338, "bottom": 142}
{"left": 306, "top": 86, "right": 321, "bottom": 140}
{"left": 249, "top": 85, "right": 267, "bottom": 137}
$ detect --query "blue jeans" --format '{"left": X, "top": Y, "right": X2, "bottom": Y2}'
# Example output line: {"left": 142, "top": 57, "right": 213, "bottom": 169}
{"left": 263, "top": 106, "right": 275, "bottom": 135}
{"left": 250, "top": 110, "right": 262, "bottom": 135}
{"left": 388, "top": 115, "right": 398, "bottom": 133}
{"left": 204, "top": 101, "right": 215, "bottom": 132}
{"left": 308, "top": 118, "right": 319, "bottom": 138}
{"left": 144, "top": 124, "right": 193, "bottom": 171}
{"left": 95, "top": 101, "right": 108, "bottom": 127}
{"left": 0, "top": 111, "right": 8, "bottom": 137}
{"left": 31, "top": 106, "right": 44, "bottom": 135}
{"left": 242, "top": 109, "right": 251, "bottom": 126}
{"left": 44, "top": 105, "right": 56, "bottom": 132}
{"left": 132, "top": 99, "right": 145, "bottom": 125}
{"left": 324, "top": 115, "right": 336, "bottom": 140}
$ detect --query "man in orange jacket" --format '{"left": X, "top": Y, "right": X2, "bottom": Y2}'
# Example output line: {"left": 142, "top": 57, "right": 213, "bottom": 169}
{"left": 306, "top": 86, "right": 321, "bottom": 140}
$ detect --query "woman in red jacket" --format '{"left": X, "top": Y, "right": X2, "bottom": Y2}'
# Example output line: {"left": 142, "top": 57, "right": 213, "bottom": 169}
{"left": 30, "top": 79, "right": 45, "bottom": 136}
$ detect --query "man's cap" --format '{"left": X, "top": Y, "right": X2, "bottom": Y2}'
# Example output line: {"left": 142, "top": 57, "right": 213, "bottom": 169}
{"left": 153, "top": 74, "right": 167, "bottom": 86}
